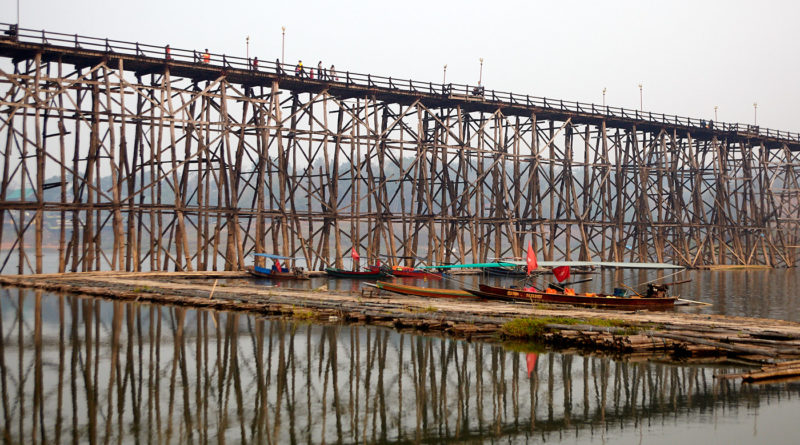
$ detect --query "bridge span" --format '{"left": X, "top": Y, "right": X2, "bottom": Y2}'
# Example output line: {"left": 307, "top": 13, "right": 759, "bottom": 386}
{"left": 0, "top": 24, "right": 798, "bottom": 273}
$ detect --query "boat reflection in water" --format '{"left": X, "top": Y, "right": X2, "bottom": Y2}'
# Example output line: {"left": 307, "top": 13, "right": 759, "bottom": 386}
{"left": 1, "top": 288, "right": 799, "bottom": 444}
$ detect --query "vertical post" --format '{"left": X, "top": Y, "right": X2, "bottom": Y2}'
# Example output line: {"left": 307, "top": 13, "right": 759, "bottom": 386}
{"left": 83, "top": 69, "right": 101, "bottom": 271}
{"left": 254, "top": 89, "right": 267, "bottom": 257}
{"left": 131, "top": 75, "right": 145, "bottom": 271}
{"left": 332, "top": 107, "right": 343, "bottom": 268}
{"left": 34, "top": 53, "right": 43, "bottom": 273}
{"left": 104, "top": 60, "right": 123, "bottom": 270}
{"left": 115, "top": 59, "right": 130, "bottom": 270}
{"left": 56, "top": 60, "right": 67, "bottom": 273}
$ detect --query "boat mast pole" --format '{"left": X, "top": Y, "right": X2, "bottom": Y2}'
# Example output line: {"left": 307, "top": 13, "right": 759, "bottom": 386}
{"left": 638, "top": 269, "right": 687, "bottom": 287}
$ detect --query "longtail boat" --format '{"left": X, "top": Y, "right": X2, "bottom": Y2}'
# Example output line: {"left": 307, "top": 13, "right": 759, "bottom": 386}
{"left": 484, "top": 265, "right": 528, "bottom": 277}
{"left": 389, "top": 265, "right": 443, "bottom": 279}
{"left": 325, "top": 266, "right": 390, "bottom": 279}
{"left": 246, "top": 253, "right": 310, "bottom": 280}
{"left": 465, "top": 284, "right": 677, "bottom": 309}
{"left": 245, "top": 265, "right": 310, "bottom": 280}
{"left": 372, "top": 281, "right": 474, "bottom": 298}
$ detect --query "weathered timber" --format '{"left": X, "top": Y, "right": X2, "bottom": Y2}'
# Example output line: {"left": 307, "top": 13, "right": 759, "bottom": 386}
{"left": 715, "top": 360, "right": 800, "bottom": 382}
{"left": 1, "top": 27, "right": 800, "bottom": 275}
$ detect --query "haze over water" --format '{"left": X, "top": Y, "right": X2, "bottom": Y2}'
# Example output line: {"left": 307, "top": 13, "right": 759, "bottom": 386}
{"left": 1, "top": 283, "right": 799, "bottom": 444}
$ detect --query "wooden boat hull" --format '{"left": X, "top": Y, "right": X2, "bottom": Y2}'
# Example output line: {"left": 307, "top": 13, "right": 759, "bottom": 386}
{"left": 484, "top": 266, "right": 528, "bottom": 277}
{"left": 374, "top": 281, "right": 474, "bottom": 298}
{"left": 325, "top": 268, "right": 389, "bottom": 279}
{"left": 467, "top": 284, "right": 677, "bottom": 308}
{"left": 245, "top": 265, "right": 310, "bottom": 280}
{"left": 390, "top": 266, "right": 443, "bottom": 279}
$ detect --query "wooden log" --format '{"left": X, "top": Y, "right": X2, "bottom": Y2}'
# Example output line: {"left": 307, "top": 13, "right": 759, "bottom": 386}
{"left": 742, "top": 367, "right": 800, "bottom": 382}
{"left": 652, "top": 332, "right": 778, "bottom": 358}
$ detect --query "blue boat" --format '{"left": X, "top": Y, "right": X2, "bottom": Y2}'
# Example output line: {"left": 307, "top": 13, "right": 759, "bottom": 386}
{"left": 246, "top": 253, "right": 310, "bottom": 280}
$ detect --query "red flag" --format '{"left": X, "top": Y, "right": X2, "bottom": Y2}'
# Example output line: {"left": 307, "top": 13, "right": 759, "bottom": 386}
{"left": 526, "top": 242, "right": 538, "bottom": 275}
{"left": 351, "top": 247, "right": 360, "bottom": 262}
{"left": 526, "top": 353, "right": 538, "bottom": 378}
{"left": 553, "top": 266, "right": 570, "bottom": 283}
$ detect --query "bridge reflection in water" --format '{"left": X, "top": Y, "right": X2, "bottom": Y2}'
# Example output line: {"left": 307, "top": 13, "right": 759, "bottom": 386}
{"left": 1, "top": 289, "right": 798, "bottom": 444}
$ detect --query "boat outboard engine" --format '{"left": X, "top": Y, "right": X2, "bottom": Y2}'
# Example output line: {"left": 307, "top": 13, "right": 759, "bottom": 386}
{"left": 548, "top": 282, "right": 565, "bottom": 293}
{"left": 645, "top": 284, "right": 669, "bottom": 298}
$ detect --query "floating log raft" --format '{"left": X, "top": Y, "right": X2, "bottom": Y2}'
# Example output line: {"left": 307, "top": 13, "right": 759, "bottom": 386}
{"left": 714, "top": 360, "right": 800, "bottom": 383}
{"left": 2, "top": 271, "right": 800, "bottom": 365}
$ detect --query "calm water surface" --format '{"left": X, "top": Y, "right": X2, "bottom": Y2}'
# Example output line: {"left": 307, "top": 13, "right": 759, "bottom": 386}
{"left": 271, "top": 268, "right": 800, "bottom": 322}
{"left": 1, "top": 287, "right": 799, "bottom": 444}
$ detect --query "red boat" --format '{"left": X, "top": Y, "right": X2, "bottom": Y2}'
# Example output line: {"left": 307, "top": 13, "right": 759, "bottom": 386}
{"left": 389, "top": 265, "right": 443, "bottom": 280}
{"left": 325, "top": 265, "right": 390, "bottom": 279}
{"left": 465, "top": 284, "right": 677, "bottom": 309}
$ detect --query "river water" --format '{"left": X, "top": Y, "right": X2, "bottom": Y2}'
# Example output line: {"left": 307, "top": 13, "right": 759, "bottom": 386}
{"left": 1, "top": 272, "right": 799, "bottom": 444}
{"left": 293, "top": 267, "right": 800, "bottom": 322}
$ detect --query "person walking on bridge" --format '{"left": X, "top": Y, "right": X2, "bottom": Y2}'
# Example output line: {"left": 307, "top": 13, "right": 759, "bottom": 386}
{"left": 202, "top": 49, "right": 210, "bottom": 64}
{"left": 330, "top": 64, "right": 338, "bottom": 81}
{"left": 252, "top": 56, "right": 258, "bottom": 70}
{"left": 295, "top": 60, "right": 304, "bottom": 77}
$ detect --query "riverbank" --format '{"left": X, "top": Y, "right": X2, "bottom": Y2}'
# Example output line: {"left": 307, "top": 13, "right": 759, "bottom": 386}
{"left": 2, "top": 271, "right": 800, "bottom": 373}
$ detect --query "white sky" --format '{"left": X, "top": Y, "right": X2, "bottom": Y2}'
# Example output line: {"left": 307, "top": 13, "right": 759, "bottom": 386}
{"left": 5, "top": 0, "right": 800, "bottom": 132}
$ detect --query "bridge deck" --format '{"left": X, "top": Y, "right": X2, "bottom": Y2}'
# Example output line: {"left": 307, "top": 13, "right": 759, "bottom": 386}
{"left": 1, "top": 23, "right": 797, "bottom": 150}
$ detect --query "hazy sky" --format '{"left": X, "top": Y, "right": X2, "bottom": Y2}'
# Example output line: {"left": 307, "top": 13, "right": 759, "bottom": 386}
{"left": 4, "top": 0, "right": 799, "bottom": 132}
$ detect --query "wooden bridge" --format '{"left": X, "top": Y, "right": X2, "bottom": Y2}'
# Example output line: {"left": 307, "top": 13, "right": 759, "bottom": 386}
{"left": 1, "top": 23, "right": 799, "bottom": 273}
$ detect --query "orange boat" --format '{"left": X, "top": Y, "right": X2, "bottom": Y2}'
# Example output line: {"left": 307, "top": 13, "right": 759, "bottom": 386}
{"left": 373, "top": 281, "right": 474, "bottom": 298}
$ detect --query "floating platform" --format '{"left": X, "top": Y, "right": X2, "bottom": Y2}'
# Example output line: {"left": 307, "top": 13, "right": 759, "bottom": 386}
{"left": 2, "top": 271, "right": 800, "bottom": 373}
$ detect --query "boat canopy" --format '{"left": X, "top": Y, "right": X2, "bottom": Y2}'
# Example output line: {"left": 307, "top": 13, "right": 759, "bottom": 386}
{"left": 420, "top": 262, "right": 515, "bottom": 269}
{"left": 253, "top": 253, "right": 297, "bottom": 260}
{"left": 421, "top": 260, "right": 683, "bottom": 270}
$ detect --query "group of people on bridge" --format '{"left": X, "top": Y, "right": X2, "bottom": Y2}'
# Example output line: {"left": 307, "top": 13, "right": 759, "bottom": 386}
{"left": 171, "top": 45, "right": 340, "bottom": 82}
{"left": 700, "top": 119, "right": 715, "bottom": 130}
{"left": 294, "top": 60, "right": 338, "bottom": 81}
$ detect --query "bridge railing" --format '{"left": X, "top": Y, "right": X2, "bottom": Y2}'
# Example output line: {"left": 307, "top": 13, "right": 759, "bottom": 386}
{"left": 2, "top": 23, "right": 799, "bottom": 144}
